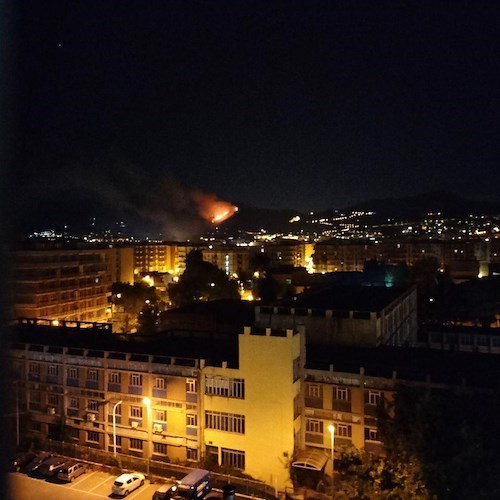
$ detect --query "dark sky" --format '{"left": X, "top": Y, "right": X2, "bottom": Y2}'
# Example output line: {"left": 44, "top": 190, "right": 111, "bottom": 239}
{"left": 5, "top": 0, "right": 500, "bottom": 227}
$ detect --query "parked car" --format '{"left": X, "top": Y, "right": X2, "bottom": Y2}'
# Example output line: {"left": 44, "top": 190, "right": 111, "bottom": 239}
{"left": 112, "top": 472, "right": 145, "bottom": 496}
{"left": 57, "top": 460, "right": 87, "bottom": 482}
{"left": 36, "top": 456, "right": 68, "bottom": 478}
{"left": 11, "top": 451, "right": 36, "bottom": 472}
{"left": 153, "top": 469, "right": 211, "bottom": 500}
{"left": 25, "top": 452, "right": 54, "bottom": 475}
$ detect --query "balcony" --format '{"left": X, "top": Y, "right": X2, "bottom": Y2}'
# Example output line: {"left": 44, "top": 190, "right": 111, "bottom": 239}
{"left": 67, "top": 377, "right": 79, "bottom": 387}
{"left": 107, "top": 383, "right": 121, "bottom": 393}
{"left": 128, "top": 386, "right": 143, "bottom": 396}
{"left": 153, "top": 388, "right": 167, "bottom": 399}
{"left": 305, "top": 433, "right": 324, "bottom": 445}
{"left": 186, "top": 393, "right": 198, "bottom": 403}
{"left": 332, "top": 401, "right": 352, "bottom": 413}
{"left": 85, "top": 380, "right": 99, "bottom": 390}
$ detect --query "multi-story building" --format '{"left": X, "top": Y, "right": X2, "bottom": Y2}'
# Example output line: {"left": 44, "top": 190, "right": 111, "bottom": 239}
{"left": 9, "top": 246, "right": 112, "bottom": 322}
{"left": 202, "top": 245, "right": 251, "bottom": 277}
{"left": 260, "top": 241, "right": 314, "bottom": 269}
{"left": 8, "top": 318, "right": 500, "bottom": 492}
{"left": 8, "top": 319, "right": 301, "bottom": 490}
{"left": 312, "top": 238, "right": 500, "bottom": 280}
{"left": 255, "top": 284, "right": 418, "bottom": 347}
{"left": 133, "top": 244, "right": 178, "bottom": 275}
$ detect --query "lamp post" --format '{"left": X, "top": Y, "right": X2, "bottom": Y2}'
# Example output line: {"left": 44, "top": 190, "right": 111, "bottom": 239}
{"left": 112, "top": 400, "right": 123, "bottom": 459}
{"left": 14, "top": 381, "right": 19, "bottom": 447}
{"left": 328, "top": 424, "right": 335, "bottom": 497}
{"left": 142, "top": 397, "right": 152, "bottom": 478}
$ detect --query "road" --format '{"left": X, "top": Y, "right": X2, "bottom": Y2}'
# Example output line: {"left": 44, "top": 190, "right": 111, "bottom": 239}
{"left": 8, "top": 469, "right": 166, "bottom": 499}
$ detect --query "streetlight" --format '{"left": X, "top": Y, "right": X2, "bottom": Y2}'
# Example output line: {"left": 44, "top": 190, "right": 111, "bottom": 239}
{"left": 142, "top": 397, "right": 152, "bottom": 478}
{"left": 14, "top": 381, "right": 19, "bottom": 447}
{"left": 328, "top": 424, "right": 335, "bottom": 496}
{"left": 112, "top": 400, "right": 123, "bottom": 459}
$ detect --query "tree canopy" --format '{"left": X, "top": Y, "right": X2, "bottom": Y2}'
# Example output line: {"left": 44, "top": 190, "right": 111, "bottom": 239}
{"left": 168, "top": 250, "right": 240, "bottom": 308}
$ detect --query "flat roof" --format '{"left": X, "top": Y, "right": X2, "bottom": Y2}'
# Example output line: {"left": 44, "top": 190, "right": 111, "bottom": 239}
{"left": 277, "top": 284, "right": 414, "bottom": 312}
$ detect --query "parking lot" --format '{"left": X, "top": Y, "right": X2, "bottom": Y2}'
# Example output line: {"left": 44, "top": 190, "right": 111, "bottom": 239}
{"left": 9, "top": 468, "right": 170, "bottom": 499}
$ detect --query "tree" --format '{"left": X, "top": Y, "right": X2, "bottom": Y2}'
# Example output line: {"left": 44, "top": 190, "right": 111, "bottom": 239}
{"left": 254, "top": 275, "right": 280, "bottom": 304}
{"left": 378, "top": 385, "right": 500, "bottom": 499}
{"left": 111, "top": 282, "right": 163, "bottom": 333}
{"left": 168, "top": 250, "right": 240, "bottom": 308}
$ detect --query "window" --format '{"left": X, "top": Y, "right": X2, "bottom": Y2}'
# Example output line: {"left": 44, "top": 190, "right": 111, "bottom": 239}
{"left": 130, "top": 373, "right": 143, "bottom": 386}
{"left": 205, "top": 411, "right": 245, "bottom": 434}
{"left": 48, "top": 394, "right": 59, "bottom": 406}
{"left": 67, "top": 367, "right": 78, "bottom": 379}
{"left": 88, "top": 399, "right": 99, "bottom": 412}
{"left": 306, "top": 419, "right": 323, "bottom": 434}
{"left": 368, "top": 391, "right": 381, "bottom": 406}
{"left": 154, "top": 409, "right": 166, "bottom": 422}
{"left": 48, "top": 364, "right": 59, "bottom": 376}
{"left": 186, "top": 413, "right": 198, "bottom": 426}
{"left": 153, "top": 442, "right": 167, "bottom": 455}
{"left": 205, "top": 376, "right": 244, "bottom": 398}
{"left": 69, "top": 397, "right": 79, "bottom": 409}
{"left": 87, "top": 369, "right": 98, "bottom": 381}
{"left": 109, "top": 371, "right": 121, "bottom": 384}
{"left": 336, "top": 387, "right": 350, "bottom": 401}
{"left": 221, "top": 448, "right": 245, "bottom": 470}
{"left": 337, "top": 424, "right": 352, "bottom": 438}
{"left": 108, "top": 435, "right": 122, "bottom": 449}
{"left": 130, "top": 406, "right": 143, "bottom": 419}
{"left": 187, "top": 448, "right": 198, "bottom": 461}
{"left": 308, "top": 383, "right": 321, "bottom": 398}
{"left": 154, "top": 377, "right": 166, "bottom": 390}
{"left": 69, "top": 427, "right": 79, "bottom": 440}
{"left": 87, "top": 431, "right": 100, "bottom": 443}
{"left": 29, "top": 363, "right": 40, "bottom": 375}
{"left": 365, "top": 428, "right": 379, "bottom": 441}
{"left": 186, "top": 379, "right": 197, "bottom": 393}
{"left": 130, "top": 438, "right": 143, "bottom": 450}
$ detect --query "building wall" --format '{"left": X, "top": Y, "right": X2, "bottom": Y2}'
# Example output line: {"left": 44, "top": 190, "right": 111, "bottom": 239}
{"left": 9, "top": 337, "right": 202, "bottom": 464}
{"left": 255, "top": 286, "right": 417, "bottom": 347}
{"left": 106, "top": 247, "right": 134, "bottom": 284}
{"left": 9, "top": 248, "right": 112, "bottom": 322}
{"left": 301, "top": 368, "right": 394, "bottom": 457}
{"left": 202, "top": 327, "right": 303, "bottom": 490}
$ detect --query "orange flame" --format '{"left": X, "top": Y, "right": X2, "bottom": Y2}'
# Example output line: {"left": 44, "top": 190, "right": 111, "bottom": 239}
{"left": 192, "top": 192, "right": 238, "bottom": 224}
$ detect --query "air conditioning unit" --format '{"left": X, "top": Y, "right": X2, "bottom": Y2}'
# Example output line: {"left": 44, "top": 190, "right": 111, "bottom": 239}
{"left": 153, "top": 424, "right": 163, "bottom": 434}
{"left": 47, "top": 407, "right": 56, "bottom": 416}
{"left": 86, "top": 413, "right": 96, "bottom": 422}
{"left": 130, "top": 420, "right": 139, "bottom": 429}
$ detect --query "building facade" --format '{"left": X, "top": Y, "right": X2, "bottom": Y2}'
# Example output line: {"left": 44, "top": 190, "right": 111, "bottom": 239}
{"left": 9, "top": 247, "right": 112, "bottom": 322}
{"left": 8, "top": 320, "right": 302, "bottom": 490}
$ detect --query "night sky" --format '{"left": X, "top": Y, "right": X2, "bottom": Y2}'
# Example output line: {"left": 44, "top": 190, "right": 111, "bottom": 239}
{"left": 5, "top": 0, "right": 500, "bottom": 231}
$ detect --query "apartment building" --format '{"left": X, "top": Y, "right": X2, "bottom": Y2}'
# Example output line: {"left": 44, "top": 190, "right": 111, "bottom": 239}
{"left": 8, "top": 319, "right": 499, "bottom": 492}
{"left": 313, "top": 238, "right": 499, "bottom": 280}
{"left": 8, "top": 320, "right": 301, "bottom": 490}
{"left": 9, "top": 246, "right": 112, "bottom": 322}
{"left": 202, "top": 245, "right": 251, "bottom": 276}
{"left": 255, "top": 284, "right": 418, "bottom": 347}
